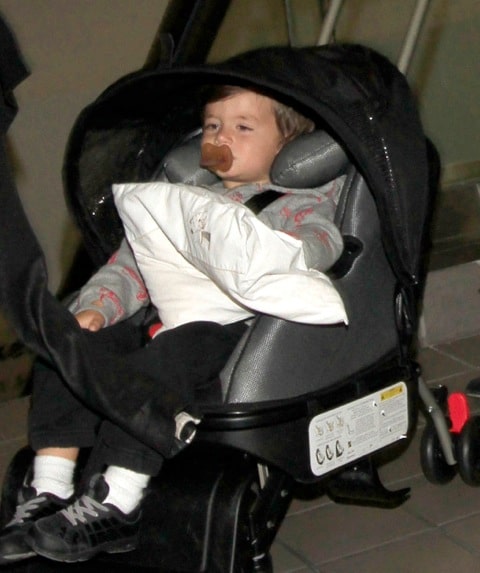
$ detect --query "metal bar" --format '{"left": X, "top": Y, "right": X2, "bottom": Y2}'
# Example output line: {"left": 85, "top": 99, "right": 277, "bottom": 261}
{"left": 418, "top": 377, "right": 457, "bottom": 466}
{"left": 144, "top": 0, "right": 232, "bottom": 69}
{"left": 284, "top": 0, "right": 295, "bottom": 46}
{"left": 397, "top": 0, "right": 431, "bottom": 74}
{"left": 317, "top": 0, "right": 344, "bottom": 46}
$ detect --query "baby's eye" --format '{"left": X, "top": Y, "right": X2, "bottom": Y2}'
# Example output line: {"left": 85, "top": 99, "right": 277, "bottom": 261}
{"left": 203, "top": 122, "right": 219, "bottom": 132}
{"left": 237, "top": 124, "right": 253, "bottom": 132}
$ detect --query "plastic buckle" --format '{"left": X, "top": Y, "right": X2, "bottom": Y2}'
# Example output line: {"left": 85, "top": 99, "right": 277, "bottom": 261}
{"left": 148, "top": 322, "right": 163, "bottom": 338}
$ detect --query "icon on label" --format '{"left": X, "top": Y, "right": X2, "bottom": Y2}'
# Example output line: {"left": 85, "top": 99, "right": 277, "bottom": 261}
{"left": 326, "top": 444, "right": 333, "bottom": 460}
{"left": 336, "top": 440, "right": 344, "bottom": 457}
{"left": 316, "top": 448, "right": 325, "bottom": 465}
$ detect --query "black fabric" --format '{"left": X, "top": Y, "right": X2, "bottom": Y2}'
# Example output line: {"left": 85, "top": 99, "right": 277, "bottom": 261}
{"left": 0, "top": 121, "right": 242, "bottom": 459}
{"left": 29, "top": 320, "right": 247, "bottom": 475}
{"left": 0, "top": 15, "right": 28, "bottom": 132}
{"left": 0, "top": 16, "right": 246, "bottom": 461}
{"left": 64, "top": 44, "right": 432, "bottom": 285}
{"left": 244, "top": 190, "right": 284, "bottom": 215}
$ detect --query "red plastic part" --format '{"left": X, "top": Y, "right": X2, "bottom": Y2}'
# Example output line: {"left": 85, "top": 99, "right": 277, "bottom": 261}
{"left": 448, "top": 392, "right": 471, "bottom": 434}
{"left": 148, "top": 322, "right": 163, "bottom": 339}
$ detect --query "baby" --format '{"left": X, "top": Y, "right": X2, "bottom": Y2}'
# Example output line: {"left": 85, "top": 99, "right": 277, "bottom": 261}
{"left": 0, "top": 84, "right": 345, "bottom": 565}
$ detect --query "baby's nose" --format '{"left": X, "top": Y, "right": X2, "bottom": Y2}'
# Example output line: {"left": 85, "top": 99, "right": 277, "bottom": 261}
{"left": 215, "top": 126, "right": 232, "bottom": 143}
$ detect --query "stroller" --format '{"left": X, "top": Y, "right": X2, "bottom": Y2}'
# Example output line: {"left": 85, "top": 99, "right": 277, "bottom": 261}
{"left": 3, "top": 41, "right": 476, "bottom": 573}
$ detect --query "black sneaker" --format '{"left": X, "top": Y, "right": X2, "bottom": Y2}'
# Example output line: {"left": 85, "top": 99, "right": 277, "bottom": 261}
{"left": 0, "top": 484, "right": 73, "bottom": 565}
{"left": 27, "top": 474, "right": 141, "bottom": 563}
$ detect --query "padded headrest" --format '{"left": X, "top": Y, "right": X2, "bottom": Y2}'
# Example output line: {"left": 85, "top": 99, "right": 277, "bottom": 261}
{"left": 160, "top": 130, "right": 349, "bottom": 189}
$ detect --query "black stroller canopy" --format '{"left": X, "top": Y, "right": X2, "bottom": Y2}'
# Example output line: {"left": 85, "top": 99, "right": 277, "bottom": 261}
{"left": 64, "top": 44, "right": 431, "bottom": 285}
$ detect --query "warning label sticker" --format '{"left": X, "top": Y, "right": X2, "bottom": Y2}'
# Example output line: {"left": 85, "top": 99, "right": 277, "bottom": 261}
{"left": 308, "top": 382, "right": 409, "bottom": 476}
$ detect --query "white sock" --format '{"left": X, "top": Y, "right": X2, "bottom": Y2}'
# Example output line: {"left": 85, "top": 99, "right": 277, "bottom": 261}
{"left": 103, "top": 465, "right": 150, "bottom": 514}
{"left": 31, "top": 455, "right": 75, "bottom": 499}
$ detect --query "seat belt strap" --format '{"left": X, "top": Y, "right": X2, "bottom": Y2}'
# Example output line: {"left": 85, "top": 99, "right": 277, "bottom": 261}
{"left": 244, "top": 190, "right": 284, "bottom": 214}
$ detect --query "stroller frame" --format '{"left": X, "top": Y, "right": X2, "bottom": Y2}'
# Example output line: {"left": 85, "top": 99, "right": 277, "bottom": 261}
{"left": 3, "top": 40, "right": 472, "bottom": 573}
{"left": 62, "top": 43, "right": 432, "bottom": 572}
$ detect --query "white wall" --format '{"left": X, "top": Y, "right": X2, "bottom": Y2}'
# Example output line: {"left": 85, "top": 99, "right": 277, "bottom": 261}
{"left": 0, "top": 0, "right": 168, "bottom": 290}
{"left": 335, "top": 0, "right": 480, "bottom": 170}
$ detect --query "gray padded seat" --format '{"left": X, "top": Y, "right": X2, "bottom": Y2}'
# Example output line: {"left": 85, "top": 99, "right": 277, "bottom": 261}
{"left": 158, "top": 130, "right": 400, "bottom": 406}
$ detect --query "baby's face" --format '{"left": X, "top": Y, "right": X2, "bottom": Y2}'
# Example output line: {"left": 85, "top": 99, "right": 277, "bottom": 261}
{"left": 202, "top": 90, "right": 284, "bottom": 189}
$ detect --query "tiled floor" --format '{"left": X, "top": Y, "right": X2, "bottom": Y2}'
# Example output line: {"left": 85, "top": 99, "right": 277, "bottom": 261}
{"left": 0, "top": 335, "right": 480, "bottom": 571}
{"left": 428, "top": 178, "right": 480, "bottom": 271}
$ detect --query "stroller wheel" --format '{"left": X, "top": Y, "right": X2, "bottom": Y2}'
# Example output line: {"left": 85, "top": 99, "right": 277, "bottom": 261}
{"left": 456, "top": 416, "right": 480, "bottom": 486}
{"left": 420, "top": 424, "right": 457, "bottom": 485}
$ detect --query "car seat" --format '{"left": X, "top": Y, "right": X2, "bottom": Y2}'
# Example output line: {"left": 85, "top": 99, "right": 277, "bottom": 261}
{"left": 0, "top": 44, "right": 438, "bottom": 573}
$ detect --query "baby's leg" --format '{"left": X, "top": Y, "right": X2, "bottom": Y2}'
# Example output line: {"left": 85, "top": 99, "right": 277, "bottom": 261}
{"left": 0, "top": 355, "right": 100, "bottom": 565}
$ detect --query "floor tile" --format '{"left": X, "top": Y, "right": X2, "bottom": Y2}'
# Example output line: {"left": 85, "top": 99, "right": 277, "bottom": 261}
{"left": 288, "top": 484, "right": 332, "bottom": 516}
{"left": 278, "top": 500, "right": 430, "bottom": 565}
{"left": 419, "top": 263, "right": 480, "bottom": 346}
{"left": 416, "top": 346, "right": 473, "bottom": 382}
{"left": 429, "top": 182, "right": 480, "bottom": 269}
{"left": 271, "top": 539, "right": 314, "bottom": 573}
{"left": 429, "top": 241, "right": 480, "bottom": 272}
{"left": 467, "top": 396, "right": 480, "bottom": 416}
{"left": 377, "top": 430, "right": 424, "bottom": 486}
{"left": 437, "top": 334, "right": 480, "bottom": 369}
{"left": 0, "top": 397, "right": 29, "bottom": 440}
{"left": 404, "top": 473, "right": 480, "bottom": 526}
{"left": 443, "top": 512, "right": 480, "bottom": 554}
{"left": 323, "top": 529, "right": 480, "bottom": 573}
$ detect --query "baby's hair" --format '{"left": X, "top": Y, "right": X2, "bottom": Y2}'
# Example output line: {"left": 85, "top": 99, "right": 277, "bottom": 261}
{"left": 204, "top": 85, "right": 315, "bottom": 143}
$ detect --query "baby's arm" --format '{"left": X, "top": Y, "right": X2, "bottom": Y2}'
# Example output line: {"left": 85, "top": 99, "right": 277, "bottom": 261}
{"left": 69, "top": 239, "right": 149, "bottom": 329}
{"left": 259, "top": 178, "right": 345, "bottom": 271}
{"left": 74, "top": 308, "right": 105, "bottom": 331}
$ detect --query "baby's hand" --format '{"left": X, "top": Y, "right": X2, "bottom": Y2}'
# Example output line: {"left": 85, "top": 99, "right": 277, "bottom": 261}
{"left": 75, "top": 309, "right": 106, "bottom": 331}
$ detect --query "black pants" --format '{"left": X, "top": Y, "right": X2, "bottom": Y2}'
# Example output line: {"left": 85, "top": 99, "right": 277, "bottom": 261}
{"left": 28, "top": 319, "right": 247, "bottom": 476}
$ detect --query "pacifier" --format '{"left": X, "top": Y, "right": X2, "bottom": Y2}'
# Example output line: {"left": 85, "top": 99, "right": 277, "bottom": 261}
{"left": 200, "top": 143, "right": 233, "bottom": 172}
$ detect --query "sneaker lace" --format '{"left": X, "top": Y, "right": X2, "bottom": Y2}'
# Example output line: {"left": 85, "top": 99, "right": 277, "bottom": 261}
{"left": 8, "top": 494, "right": 48, "bottom": 526}
{"left": 61, "top": 495, "right": 108, "bottom": 526}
